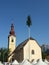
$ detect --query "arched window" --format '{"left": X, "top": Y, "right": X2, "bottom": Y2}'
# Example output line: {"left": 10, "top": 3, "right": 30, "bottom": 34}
{"left": 32, "top": 50, "right": 34, "bottom": 54}
{"left": 11, "top": 38, "right": 14, "bottom": 42}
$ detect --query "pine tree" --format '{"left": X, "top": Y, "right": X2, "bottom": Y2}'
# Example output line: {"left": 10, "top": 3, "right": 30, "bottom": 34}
{"left": 26, "top": 15, "right": 32, "bottom": 38}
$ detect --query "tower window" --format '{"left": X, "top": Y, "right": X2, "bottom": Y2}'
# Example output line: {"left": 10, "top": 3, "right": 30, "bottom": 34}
{"left": 32, "top": 50, "right": 34, "bottom": 54}
{"left": 11, "top": 38, "right": 14, "bottom": 42}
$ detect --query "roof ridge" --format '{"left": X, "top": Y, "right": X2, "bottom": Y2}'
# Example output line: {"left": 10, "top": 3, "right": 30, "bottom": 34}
{"left": 16, "top": 37, "right": 35, "bottom": 50}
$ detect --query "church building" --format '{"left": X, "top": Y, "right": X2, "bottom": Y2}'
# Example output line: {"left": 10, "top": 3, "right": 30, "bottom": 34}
{"left": 8, "top": 24, "right": 42, "bottom": 62}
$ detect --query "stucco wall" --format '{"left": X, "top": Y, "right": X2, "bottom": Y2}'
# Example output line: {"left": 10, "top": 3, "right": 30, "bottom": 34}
{"left": 8, "top": 53, "right": 14, "bottom": 62}
{"left": 8, "top": 36, "right": 16, "bottom": 53}
{"left": 23, "top": 39, "right": 42, "bottom": 62}
{"left": 8, "top": 35, "right": 16, "bottom": 62}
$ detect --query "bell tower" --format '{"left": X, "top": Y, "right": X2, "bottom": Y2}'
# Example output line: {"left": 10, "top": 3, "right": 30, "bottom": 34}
{"left": 8, "top": 24, "right": 16, "bottom": 62}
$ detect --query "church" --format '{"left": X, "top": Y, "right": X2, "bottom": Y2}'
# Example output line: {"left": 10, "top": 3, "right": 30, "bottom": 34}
{"left": 8, "top": 24, "right": 42, "bottom": 62}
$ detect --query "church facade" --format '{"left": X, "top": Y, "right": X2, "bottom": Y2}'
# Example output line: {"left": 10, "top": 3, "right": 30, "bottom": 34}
{"left": 8, "top": 24, "right": 42, "bottom": 62}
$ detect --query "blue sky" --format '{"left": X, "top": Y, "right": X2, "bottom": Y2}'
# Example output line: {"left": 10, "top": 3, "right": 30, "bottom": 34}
{"left": 0, "top": 0, "right": 49, "bottom": 48}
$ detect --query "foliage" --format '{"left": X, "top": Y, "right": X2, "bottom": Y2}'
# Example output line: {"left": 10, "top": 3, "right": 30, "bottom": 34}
{"left": 42, "top": 49, "right": 49, "bottom": 60}
{"left": 45, "top": 49, "right": 49, "bottom": 55}
{"left": 26, "top": 15, "right": 32, "bottom": 27}
{"left": 42, "top": 51, "right": 46, "bottom": 59}
{"left": 26, "top": 15, "right": 32, "bottom": 38}
{"left": 0, "top": 48, "right": 9, "bottom": 62}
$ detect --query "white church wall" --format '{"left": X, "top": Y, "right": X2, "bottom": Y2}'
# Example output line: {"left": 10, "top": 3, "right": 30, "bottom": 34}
{"left": 8, "top": 35, "right": 16, "bottom": 52}
{"left": 23, "top": 39, "right": 42, "bottom": 62}
{"left": 29, "top": 40, "right": 42, "bottom": 61}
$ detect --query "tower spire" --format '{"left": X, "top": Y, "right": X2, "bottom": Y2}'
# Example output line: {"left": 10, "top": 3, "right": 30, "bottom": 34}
{"left": 10, "top": 23, "right": 15, "bottom": 36}
{"left": 8, "top": 23, "right": 16, "bottom": 62}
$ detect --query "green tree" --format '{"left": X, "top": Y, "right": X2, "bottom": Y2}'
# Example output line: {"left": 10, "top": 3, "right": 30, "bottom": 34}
{"left": 0, "top": 48, "right": 9, "bottom": 62}
{"left": 26, "top": 15, "right": 32, "bottom": 38}
{"left": 42, "top": 51, "right": 47, "bottom": 61}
